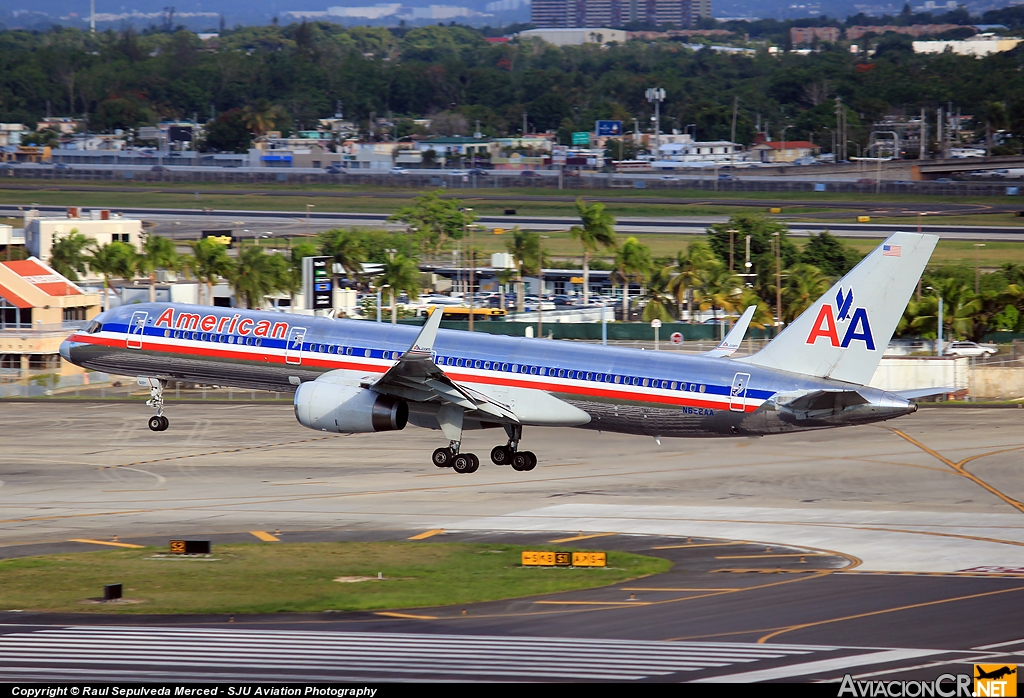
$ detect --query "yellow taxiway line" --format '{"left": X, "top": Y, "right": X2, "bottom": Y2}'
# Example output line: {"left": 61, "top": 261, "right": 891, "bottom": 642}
{"left": 548, "top": 532, "right": 617, "bottom": 543}
{"left": 69, "top": 538, "right": 144, "bottom": 549}
{"left": 408, "top": 529, "right": 445, "bottom": 540}
{"left": 249, "top": 531, "right": 279, "bottom": 542}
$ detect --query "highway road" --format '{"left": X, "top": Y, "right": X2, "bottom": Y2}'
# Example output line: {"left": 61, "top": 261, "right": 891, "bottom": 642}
{"left": 4, "top": 203, "right": 1024, "bottom": 242}
{"left": 0, "top": 402, "right": 1022, "bottom": 682}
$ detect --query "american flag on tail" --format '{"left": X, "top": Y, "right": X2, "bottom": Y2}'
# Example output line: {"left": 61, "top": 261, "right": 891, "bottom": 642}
{"left": 883, "top": 244, "right": 901, "bottom": 257}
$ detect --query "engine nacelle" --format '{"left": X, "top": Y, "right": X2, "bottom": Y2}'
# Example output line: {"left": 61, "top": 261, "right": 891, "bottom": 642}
{"left": 294, "top": 381, "right": 408, "bottom": 433}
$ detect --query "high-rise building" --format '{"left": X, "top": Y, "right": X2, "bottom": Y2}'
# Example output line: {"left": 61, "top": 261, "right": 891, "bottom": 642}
{"left": 530, "top": 0, "right": 707, "bottom": 29}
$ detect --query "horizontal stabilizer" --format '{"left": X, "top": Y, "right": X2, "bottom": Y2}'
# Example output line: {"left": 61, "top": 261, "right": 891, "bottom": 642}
{"left": 894, "top": 387, "right": 956, "bottom": 400}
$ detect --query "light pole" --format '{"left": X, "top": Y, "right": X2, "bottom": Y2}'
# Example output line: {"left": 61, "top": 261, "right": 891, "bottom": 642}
{"left": 772, "top": 232, "right": 782, "bottom": 332}
{"left": 974, "top": 243, "right": 985, "bottom": 293}
{"left": 460, "top": 208, "right": 474, "bottom": 332}
{"left": 928, "top": 286, "right": 943, "bottom": 356}
{"left": 646, "top": 88, "right": 666, "bottom": 151}
{"left": 376, "top": 284, "right": 389, "bottom": 324}
{"left": 537, "top": 235, "right": 549, "bottom": 339}
{"left": 728, "top": 228, "right": 738, "bottom": 271}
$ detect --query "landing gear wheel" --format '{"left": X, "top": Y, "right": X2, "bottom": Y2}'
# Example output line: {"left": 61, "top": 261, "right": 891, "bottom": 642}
{"left": 453, "top": 453, "right": 478, "bottom": 474}
{"left": 158, "top": 415, "right": 169, "bottom": 431}
{"left": 432, "top": 447, "right": 454, "bottom": 468}
{"left": 490, "top": 445, "right": 513, "bottom": 465}
{"left": 148, "top": 415, "right": 163, "bottom": 432}
{"left": 512, "top": 451, "right": 537, "bottom": 471}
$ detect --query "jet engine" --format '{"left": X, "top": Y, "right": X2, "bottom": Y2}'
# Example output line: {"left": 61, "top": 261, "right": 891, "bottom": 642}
{"left": 294, "top": 381, "right": 408, "bottom": 433}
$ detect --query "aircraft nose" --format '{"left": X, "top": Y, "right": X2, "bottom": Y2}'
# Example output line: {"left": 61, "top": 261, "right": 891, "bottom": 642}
{"left": 59, "top": 340, "right": 73, "bottom": 362}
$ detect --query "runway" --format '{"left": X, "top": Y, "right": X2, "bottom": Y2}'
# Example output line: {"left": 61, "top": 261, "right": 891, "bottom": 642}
{"left": 1, "top": 401, "right": 1022, "bottom": 681}
{"left": 4, "top": 203, "right": 1024, "bottom": 242}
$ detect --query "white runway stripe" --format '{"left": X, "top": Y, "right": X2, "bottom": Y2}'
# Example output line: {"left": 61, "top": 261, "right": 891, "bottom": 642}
{"left": 0, "top": 627, "right": 838, "bottom": 681}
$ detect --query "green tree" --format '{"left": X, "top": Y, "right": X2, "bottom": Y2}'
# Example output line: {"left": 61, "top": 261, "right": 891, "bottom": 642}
{"left": 799, "top": 232, "right": 862, "bottom": 277}
{"left": 185, "top": 238, "right": 233, "bottom": 305}
{"left": 613, "top": 236, "right": 652, "bottom": 319}
{"left": 203, "top": 109, "right": 252, "bottom": 153}
{"left": 781, "top": 263, "right": 832, "bottom": 323}
{"left": 376, "top": 254, "right": 421, "bottom": 324}
{"left": 48, "top": 230, "right": 91, "bottom": 282}
{"left": 230, "top": 247, "right": 288, "bottom": 309}
{"left": 88, "top": 241, "right": 137, "bottom": 311}
{"left": 318, "top": 228, "right": 366, "bottom": 288}
{"left": 667, "top": 240, "right": 717, "bottom": 321}
{"left": 136, "top": 233, "right": 178, "bottom": 303}
{"left": 706, "top": 215, "right": 798, "bottom": 304}
{"left": 692, "top": 261, "right": 743, "bottom": 330}
{"left": 389, "top": 191, "right": 472, "bottom": 255}
{"left": 569, "top": 198, "right": 617, "bottom": 305}
{"left": 641, "top": 265, "right": 676, "bottom": 323}
{"left": 506, "top": 228, "right": 541, "bottom": 313}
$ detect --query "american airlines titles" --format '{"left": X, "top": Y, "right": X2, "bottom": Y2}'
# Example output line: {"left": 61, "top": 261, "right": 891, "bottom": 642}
{"left": 154, "top": 308, "right": 289, "bottom": 340}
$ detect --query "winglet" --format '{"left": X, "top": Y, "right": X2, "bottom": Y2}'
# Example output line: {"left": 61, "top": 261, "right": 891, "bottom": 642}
{"left": 704, "top": 305, "right": 756, "bottom": 358}
{"left": 406, "top": 306, "right": 444, "bottom": 356}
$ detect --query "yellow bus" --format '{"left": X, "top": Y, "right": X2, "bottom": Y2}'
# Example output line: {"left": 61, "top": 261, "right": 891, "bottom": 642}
{"left": 426, "top": 306, "right": 506, "bottom": 321}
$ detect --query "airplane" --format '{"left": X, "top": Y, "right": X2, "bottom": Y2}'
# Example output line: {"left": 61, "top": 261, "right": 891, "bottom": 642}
{"left": 61, "top": 232, "right": 938, "bottom": 475}
{"left": 976, "top": 667, "right": 1017, "bottom": 681}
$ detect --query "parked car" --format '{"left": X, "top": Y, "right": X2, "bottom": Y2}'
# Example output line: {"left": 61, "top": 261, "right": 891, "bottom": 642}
{"left": 521, "top": 170, "right": 540, "bottom": 178}
{"left": 856, "top": 177, "right": 876, "bottom": 185}
{"left": 53, "top": 163, "right": 72, "bottom": 171}
{"left": 390, "top": 167, "right": 409, "bottom": 174}
{"left": 151, "top": 165, "right": 167, "bottom": 172}
{"left": 468, "top": 168, "right": 488, "bottom": 176}
{"left": 944, "top": 341, "right": 997, "bottom": 357}
{"left": 717, "top": 173, "right": 738, "bottom": 181}
{"left": 934, "top": 178, "right": 955, "bottom": 184}
{"left": 325, "top": 164, "right": 345, "bottom": 174}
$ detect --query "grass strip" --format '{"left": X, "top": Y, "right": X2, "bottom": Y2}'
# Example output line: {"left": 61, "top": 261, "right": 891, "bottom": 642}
{"left": 0, "top": 541, "right": 670, "bottom": 614}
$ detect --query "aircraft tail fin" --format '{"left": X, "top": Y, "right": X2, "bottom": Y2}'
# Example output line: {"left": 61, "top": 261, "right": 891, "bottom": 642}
{"left": 737, "top": 232, "right": 938, "bottom": 385}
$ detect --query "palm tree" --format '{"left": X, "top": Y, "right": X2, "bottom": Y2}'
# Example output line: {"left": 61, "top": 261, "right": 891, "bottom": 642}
{"left": 136, "top": 233, "right": 178, "bottom": 303}
{"left": 570, "top": 198, "right": 616, "bottom": 305}
{"left": 242, "top": 100, "right": 285, "bottom": 138}
{"left": 230, "top": 247, "right": 288, "bottom": 309}
{"left": 506, "top": 228, "right": 540, "bottom": 313}
{"left": 641, "top": 265, "right": 675, "bottom": 323}
{"left": 376, "top": 254, "right": 421, "bottom": 324}
{"left": 186, "top": 238, "right": 233, "bottom": 305}
{"left": 781, "top": 263, "right": 832, "bottom": 323}
{"left": 667, "top": 240, "right": 716, "bottom": 321}
{"left": 613, "top": 236, "right": 652, "bottom": 320}
{"left": 318, "top": 228, "right": 366, "bottom": 289}
{"left": 88, "top": 241, "right": 137, "bottom": 311}
{"left": 693, "top": 261, "right": 743, "bottom": 331}
{"left": 48, "top": 229, "right": 91, "bottom": 282}
{"left": 284, "top": 241, "right": 319, "bottom": 307}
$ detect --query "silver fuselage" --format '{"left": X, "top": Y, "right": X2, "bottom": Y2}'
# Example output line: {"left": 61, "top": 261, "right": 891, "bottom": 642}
{"left": 61, "top": 303, "right": 916, "bottom": 438}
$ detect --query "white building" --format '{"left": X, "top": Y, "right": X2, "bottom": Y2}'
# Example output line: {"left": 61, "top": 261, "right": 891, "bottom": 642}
{"left": 651, "top": 136, "right": 744, "bottom": 168}
{"left": 517, "top": 28, "right": 628, "bottom": 46}
{"left": 913, "top": 34, "right": 1023, "bottom": 57}
{"left": 24, "top": 209, "right": 143, "bottom": 281}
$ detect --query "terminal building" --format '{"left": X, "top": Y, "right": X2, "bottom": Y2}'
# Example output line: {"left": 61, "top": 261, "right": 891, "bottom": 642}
{"left": 530, "top": 0, "right": 710, "bottom": 29}
{"left": 0, "top": 258, "right": 100, "bottom": 374}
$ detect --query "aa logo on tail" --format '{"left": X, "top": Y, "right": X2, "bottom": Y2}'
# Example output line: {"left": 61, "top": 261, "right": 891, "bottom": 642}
{"left": 805, "top": 288, "right": 876, "bottom": 350}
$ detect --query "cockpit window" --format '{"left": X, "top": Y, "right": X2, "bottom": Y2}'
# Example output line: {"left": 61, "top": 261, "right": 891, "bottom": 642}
{"left": 84, "top": 321, "right": 103, "bottom": 333}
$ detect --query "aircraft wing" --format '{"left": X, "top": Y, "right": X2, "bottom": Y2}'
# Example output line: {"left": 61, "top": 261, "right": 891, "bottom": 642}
{"left": 704, "top": 305, "right": 757, "bottom": 358}
{"left": 366, "top": 308, "right": 520, "bottom": 423}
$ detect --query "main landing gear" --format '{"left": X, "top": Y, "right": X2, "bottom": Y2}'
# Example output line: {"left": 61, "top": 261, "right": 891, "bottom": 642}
{"left": 142, "top": 377, "right": 169, "bottom": 432}
{"left": 433, "top": 423, "right": 536, "bottom": 474}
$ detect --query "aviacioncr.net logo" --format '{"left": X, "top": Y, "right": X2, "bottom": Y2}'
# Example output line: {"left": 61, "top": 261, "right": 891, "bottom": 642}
{"left": 839, "top": 674, "right": 972, "bottom": 697}
{"left": 806, "top": 287, "right": 876, "bottom": 350}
